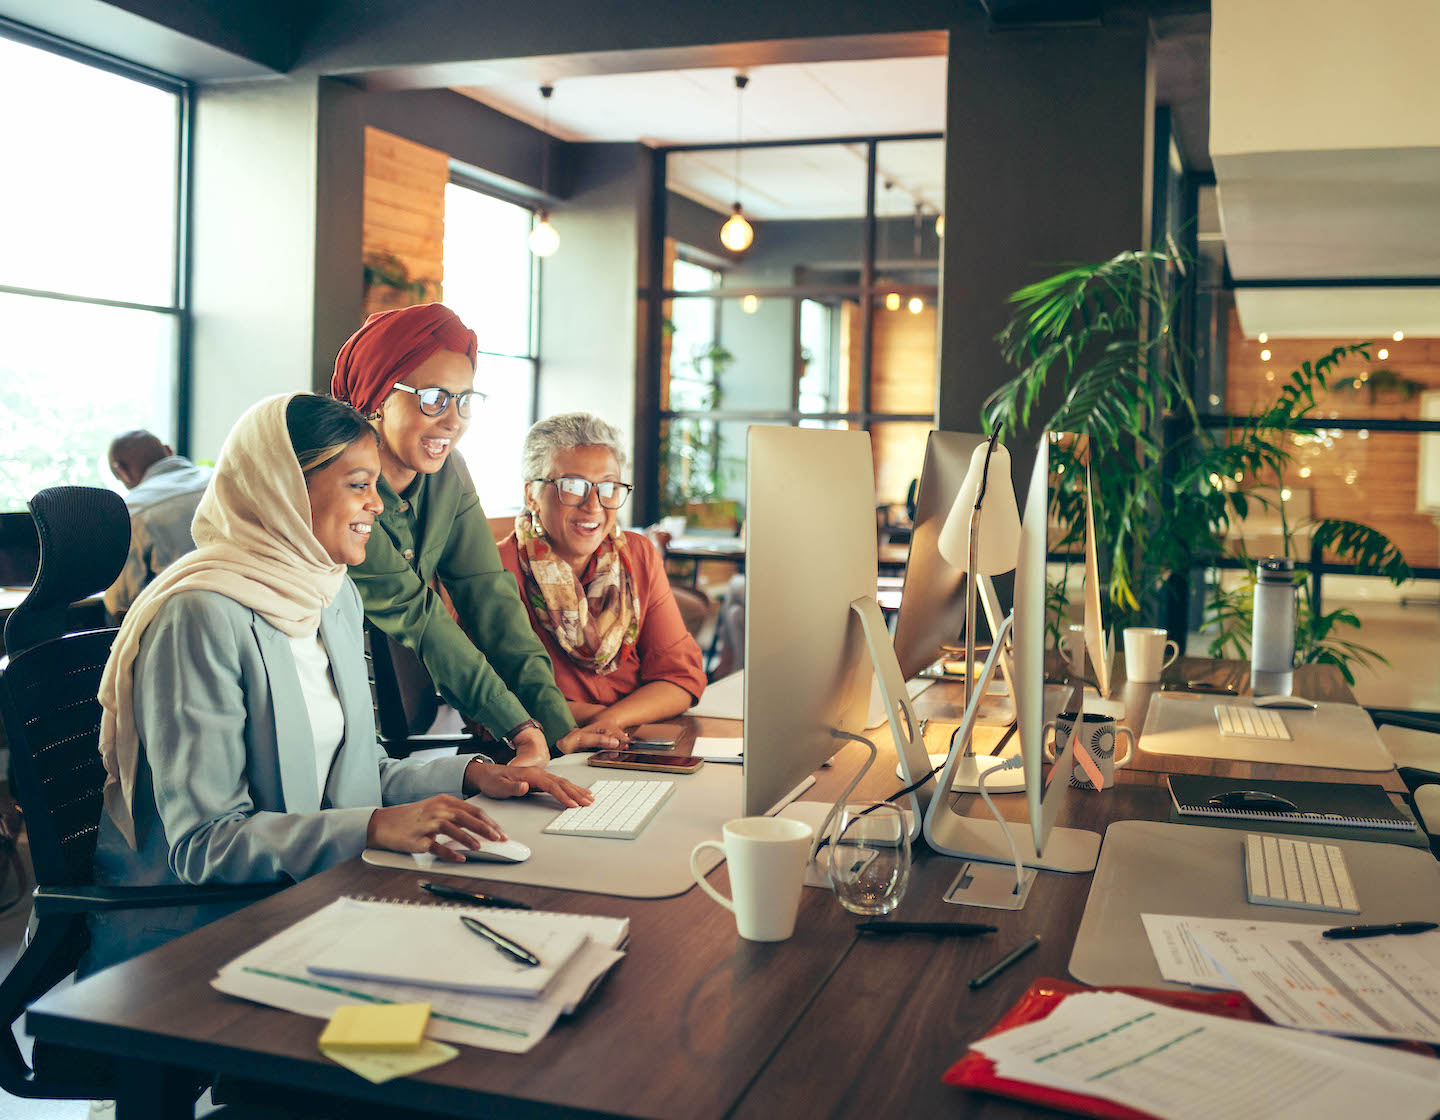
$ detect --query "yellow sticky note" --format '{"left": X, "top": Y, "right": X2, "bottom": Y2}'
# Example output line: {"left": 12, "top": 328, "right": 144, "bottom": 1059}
{"left": 318, "top": 1002, "right": 431, "bottom": 1052}
{"left": 321, "top": 1039, "right": 459, "bottom": 1085}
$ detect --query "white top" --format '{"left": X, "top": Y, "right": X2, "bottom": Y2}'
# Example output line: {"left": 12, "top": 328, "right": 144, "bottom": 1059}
{"left": 288, "top": 630, "right": 345, "bottom": 796}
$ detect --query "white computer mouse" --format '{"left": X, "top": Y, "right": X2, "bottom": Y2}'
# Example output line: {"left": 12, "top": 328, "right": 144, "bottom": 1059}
{"left": 458, "top": 839, "right": 532, "bottom": 864}
{"left": 1253, "top": 695, "right": 1319, "bottom": 710}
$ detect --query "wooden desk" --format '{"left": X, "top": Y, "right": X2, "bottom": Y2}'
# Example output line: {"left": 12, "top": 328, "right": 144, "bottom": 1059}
{"left": 25, "top": 681, "right": 1412, "bottom": 1119}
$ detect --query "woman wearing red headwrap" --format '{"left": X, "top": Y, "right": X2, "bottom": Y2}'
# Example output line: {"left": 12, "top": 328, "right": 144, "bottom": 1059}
{"left": 333, "top": 304, "right": 619, "bottom": 766}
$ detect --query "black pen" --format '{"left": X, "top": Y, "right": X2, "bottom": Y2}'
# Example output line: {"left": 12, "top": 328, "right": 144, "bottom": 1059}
{"left": 460, "top": 915, "right": 541, "bottom": 967}
{"left": 421, "top": 881, "right": 531, "bottom": 910}
{"left": 1322, "top": 921, "right": 1439, "bottom": 940}
{"left": 968, "top": 934, "right": 1041, "bottom": 989}
{"left": 857, "top": 921, "right": 996, "bottom": 937}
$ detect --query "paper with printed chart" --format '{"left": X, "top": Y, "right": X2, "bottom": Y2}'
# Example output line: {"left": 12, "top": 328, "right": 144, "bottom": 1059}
{"left": 972, "top": 991, "right": 1440, "bottom": 1120}
{"left": 1185, "top": 922, "right": 1440, "bottom": 1043}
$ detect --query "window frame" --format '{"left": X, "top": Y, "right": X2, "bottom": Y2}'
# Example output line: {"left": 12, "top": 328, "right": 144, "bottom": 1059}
{"left": 0, "top": 17, "right": 193, "bottom": 453}
{"left": 641, "top": 133, "right": 944, "bottom": 524}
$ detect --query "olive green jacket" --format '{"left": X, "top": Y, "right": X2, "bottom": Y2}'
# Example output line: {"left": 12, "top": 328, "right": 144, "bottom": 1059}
{"left": 348, "top": 452, "right": 574, "bottom": 747}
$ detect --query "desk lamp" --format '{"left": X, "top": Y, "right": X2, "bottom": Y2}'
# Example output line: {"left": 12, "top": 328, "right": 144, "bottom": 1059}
{"left": 936, "top": 434, "right": 1024, "bottom": 792}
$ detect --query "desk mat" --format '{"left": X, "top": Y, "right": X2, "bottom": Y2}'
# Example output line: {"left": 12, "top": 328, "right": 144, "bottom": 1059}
{"left": 363, "top": 755, "right": 811, "bottom": 899}
{"left": 1139, "top": 693, "right": 1393, "bottom": 770}
{"left": 1069, "top": 819, "right": 1440, "bottom": 988}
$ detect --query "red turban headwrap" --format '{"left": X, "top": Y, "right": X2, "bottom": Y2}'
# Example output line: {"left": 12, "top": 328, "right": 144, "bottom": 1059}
{"left": 331, "top": 303, "right": 478, "bottom": 417}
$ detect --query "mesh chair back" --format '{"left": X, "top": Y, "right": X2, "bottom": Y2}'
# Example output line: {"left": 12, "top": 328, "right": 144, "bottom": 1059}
{"left": 4, "top": 487, "right": 129, "bottom": 656}
{"left": 0, "top": 629, "right": 115, "bottom": 886}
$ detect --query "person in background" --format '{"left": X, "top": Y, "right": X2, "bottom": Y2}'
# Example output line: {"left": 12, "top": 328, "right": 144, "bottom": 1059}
{"left": 90, "top": 393, "right": 592, "bottom": 973}
{"left": 331, "top": 304, "right": 617, "bottom": 766}
{"left": 498, "top": 413, "right": 706, "bottom": 740}
{"left": 104, "top": 430, "right": 212, "bottom": 616}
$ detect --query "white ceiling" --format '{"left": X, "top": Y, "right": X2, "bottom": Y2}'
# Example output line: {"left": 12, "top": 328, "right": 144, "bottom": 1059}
{"left": 455, "top": 56, "right": 947, "bottom": 220}
{"left": 1233, "top": 288, "right": 1440, "bottom": 340}
{"left": 668, "top": 138, "right": 943, "bottom": 221}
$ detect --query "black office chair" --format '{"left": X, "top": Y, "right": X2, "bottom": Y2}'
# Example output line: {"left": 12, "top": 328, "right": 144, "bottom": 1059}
{"left": 364, "top": 620, "right": 482, "bottom": 759}
{"left": 0, "top": 487, "right": 278, "bottom": 1103}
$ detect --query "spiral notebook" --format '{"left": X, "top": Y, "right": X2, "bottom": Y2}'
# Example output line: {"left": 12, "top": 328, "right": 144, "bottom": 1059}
{"left": 305, "top": 897, "right": 629, "bottom": 1000}
{"left": 1166, "top": 775, "right": 1416, "bottom": 831}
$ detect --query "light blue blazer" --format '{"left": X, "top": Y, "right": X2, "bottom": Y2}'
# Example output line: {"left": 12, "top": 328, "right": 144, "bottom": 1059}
{"left": 89, "top": 579, "right": 475, "bottom": 972}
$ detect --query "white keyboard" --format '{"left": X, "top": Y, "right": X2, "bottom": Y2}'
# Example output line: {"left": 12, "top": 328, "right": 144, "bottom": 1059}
{"left": 543, "top": 778, "right": 675, "bottom": 840}
{"left": 1216, "top": 705, "right": 1292, "bottom": 740}
{"left": 1244, "top": 833, "right": 1359, "bottom": 913}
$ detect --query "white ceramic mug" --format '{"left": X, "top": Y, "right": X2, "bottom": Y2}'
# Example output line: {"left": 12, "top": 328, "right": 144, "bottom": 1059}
{"left": 1123, "top": 626, "right": 1179, "bottom": 683}
{"left": 1057, "top": 623, "right": 1087, "bottom": 679}
{"left": 1044, "top": 711, "right": 1134, "bottom": 790}
{"left": 690, "top": 817, "right": 814, "bottom": 942}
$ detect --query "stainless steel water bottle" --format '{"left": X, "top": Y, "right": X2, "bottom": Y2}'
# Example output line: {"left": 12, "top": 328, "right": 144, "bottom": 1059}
{"left": 1251, "top": 557, "right": 1296, "bottom": 696}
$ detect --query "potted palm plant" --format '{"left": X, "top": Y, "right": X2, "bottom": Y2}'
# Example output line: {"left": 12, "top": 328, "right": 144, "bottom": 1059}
{"left": 982, "top": 249, "right": 1410, "bottom": 683}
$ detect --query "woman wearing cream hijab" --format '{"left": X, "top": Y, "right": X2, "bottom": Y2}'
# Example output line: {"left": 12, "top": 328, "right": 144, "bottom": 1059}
{"left": 89, "top": 393, "right": 591, "bottom": 972}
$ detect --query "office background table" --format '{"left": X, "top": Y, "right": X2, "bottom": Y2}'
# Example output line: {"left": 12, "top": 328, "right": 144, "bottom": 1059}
{"left": 25, "top": 672, "right": 1418, "bottom": 1118}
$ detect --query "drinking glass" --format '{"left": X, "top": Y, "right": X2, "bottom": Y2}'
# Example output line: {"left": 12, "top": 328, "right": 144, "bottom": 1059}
{"left": 826, "top": 801, "right": 910, "bottom": 916}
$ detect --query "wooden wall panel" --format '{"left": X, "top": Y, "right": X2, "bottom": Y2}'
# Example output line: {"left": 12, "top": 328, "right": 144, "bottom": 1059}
{"left": 1224, "top": 308, "right": 1440, "bottom": 567}
{"left": 362, "top": 126, "right": 449, "bottom": 320}
{"left": 870, "top": 302, "right": 938, "bottom": 415}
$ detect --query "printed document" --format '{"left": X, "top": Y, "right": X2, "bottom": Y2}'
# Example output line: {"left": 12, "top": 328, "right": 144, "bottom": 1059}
{"left": 974, "top": 991, "right": 1440, "bottom": 1120}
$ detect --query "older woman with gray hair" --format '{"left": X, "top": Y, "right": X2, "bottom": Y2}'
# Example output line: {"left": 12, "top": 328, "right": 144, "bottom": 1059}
{"left": 497, "top": 412, "right": 705, "bottom": 739}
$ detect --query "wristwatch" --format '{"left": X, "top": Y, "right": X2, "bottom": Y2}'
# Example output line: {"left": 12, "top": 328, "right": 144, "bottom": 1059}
{"left": 502, "top": 718, "right": 542, "bottom": 749}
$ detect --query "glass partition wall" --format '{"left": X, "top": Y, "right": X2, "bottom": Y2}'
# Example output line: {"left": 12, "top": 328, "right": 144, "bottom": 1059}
{"left": 641, "top": 135, "right": 943, "bottom": 529}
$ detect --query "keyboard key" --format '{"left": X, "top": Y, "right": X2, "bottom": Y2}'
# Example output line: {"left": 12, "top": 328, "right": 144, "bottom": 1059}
{"left": 1216, "top": 705, "right": 1292, "bottom": 741}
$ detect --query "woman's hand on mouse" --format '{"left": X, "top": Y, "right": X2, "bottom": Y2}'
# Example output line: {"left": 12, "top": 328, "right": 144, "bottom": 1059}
{"left": 465, "top": 760, "right": 595, "bottom": 808}
{"left": 367, "top": 795, "right": 506, "bottom": 860}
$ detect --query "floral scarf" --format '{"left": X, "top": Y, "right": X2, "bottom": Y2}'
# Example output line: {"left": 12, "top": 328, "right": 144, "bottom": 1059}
{"left": 514, "top": 510, "right": 640, "bottom": 674}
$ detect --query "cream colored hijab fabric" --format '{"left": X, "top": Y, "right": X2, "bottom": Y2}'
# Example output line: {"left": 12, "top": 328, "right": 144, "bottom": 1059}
{"left": 99, "top": 393, "right": 347, "bottom": 847}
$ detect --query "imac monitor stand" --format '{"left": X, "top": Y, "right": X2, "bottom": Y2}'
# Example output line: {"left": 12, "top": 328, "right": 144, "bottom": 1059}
{"left": 921, "top": 432, "right": 1101, "bottom": 874}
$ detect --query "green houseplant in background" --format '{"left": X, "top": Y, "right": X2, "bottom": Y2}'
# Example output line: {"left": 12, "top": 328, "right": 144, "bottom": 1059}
{"left": 982, "top": 249, "right": 1410, "bottom": 684}
{"left": 659, "top": 336, "right": 744, "bottom": 528}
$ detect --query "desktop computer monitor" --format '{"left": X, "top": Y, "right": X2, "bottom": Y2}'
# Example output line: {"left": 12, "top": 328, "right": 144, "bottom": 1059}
{"left": 742, "top": 426, "right": 879, "bottom": 818}
{"left": 0, "top": 512, "right": 41, "bottom": 587}
{"left": 917, "top": 432, "right": 1101, "bottom": 874}
{"left": 890, "top": 431, "right": 990, "bottom": 680}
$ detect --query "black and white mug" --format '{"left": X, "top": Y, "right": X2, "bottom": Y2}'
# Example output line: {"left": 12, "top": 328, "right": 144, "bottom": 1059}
{"left": 1043, "top": 711, "right": 1135, "bottom": 790}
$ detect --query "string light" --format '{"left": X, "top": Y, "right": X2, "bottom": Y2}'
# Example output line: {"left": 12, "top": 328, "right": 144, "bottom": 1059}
{"left": 1378, "top": 349, "right": 1389, "bottom": 360}
{"left": 1260, "top": 349, "right": 1271, "bottom": 361}
{"left": 1258, "top": 332, "right": 1269, "bottom": 344}
{"left": 1394, "top": 331, "right": 1405, "bottom": 342}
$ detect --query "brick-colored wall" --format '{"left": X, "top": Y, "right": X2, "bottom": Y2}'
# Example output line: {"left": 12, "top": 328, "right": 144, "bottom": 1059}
{"left": 1224, "top": 308, "right": 1440, "bottom": 567}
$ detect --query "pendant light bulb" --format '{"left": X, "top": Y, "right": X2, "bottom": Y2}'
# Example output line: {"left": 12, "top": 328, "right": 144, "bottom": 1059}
{"left": 721, "top": 204, "right": 754, "bottom": 253}
{"left": 529, "top": 211, "right": 560, "bottom": 257}
{"left": 530, "top": 83, "right": 559, "bottom": 258}
{"left": 908, "top": 296, "right": 924, "bottom": 314}
{"left": 885, "top": 292, "right": 901, "bottom": 312}
{"left": 721, "top": 73, "right": 753, "bottom": 254}
{"left": 935, "top": 212, "right": 945, "bottom": 238}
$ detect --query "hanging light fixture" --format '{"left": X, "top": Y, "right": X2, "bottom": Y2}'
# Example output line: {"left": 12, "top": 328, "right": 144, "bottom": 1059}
{"left": 719, "top": 73, "right": 754, "bottom": 253}
{"left": 908, "top": 296, "right": 924, "bottom": 314}
{"left": 528, "top": 84, "right": 560, "bottom": 258}
{"left": 880, "top": 179, "right": 900, "bottom": 310}
{"left": 935, "top": 212, "right": 944, "bottom": 238}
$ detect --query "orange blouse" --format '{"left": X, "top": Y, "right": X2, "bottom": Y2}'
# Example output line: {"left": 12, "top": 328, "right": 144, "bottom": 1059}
{"left": 497, "top": 530, "right": 707, "bottom": 707}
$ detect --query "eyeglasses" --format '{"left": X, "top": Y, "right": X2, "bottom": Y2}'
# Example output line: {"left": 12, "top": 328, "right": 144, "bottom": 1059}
{"left": 533, "top": 477, "right": 634, "bottom": 510}
{"left": 390, "top": 383, "right": 485, "bottom": 418}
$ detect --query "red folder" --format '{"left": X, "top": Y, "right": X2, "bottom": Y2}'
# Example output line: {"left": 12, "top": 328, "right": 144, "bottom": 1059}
{"left": 942, "top": 978, "right": 1269, "bottom": 1119}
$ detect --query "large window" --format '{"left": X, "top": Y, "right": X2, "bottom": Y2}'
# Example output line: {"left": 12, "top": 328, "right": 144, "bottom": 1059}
{"left": 443, "top": 181, "right": 540, "bottom": 513}
{"left": 650, "top": 136, "right": 943, "bottom": 527}
{"left": 0, "top": 29, "right": 186, "bottom": 511}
